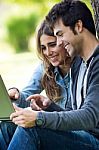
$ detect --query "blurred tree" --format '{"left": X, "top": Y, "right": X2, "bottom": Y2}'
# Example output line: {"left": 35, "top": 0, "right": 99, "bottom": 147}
{"left": 5, "top": 0, "right": 60, "bottom": 53}
{"left": 7, "top": 13, "right": 39, "bottom": 53}
{"left": 90, "top": 0, "right": 99, "bottom": 39}
{"left": 3, "top": 0, "right": 60, "bottom": 4}
{"left": 5, "top": 0, "right": 98, "bottom": 53}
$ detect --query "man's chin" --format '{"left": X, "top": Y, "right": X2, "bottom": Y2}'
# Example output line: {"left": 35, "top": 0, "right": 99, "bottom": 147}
{"left": 68, "top": 51, "right": 76, "bottom": 60}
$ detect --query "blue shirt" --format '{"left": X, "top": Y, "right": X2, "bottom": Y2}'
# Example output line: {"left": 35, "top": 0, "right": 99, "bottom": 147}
{"left": 54, "top": 67, "right": 70, "bottom": 109}
{"left": 16, "top": 63, "right": 70, "bottom": 109}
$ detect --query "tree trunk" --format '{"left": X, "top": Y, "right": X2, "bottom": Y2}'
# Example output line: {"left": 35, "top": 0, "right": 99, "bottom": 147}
{"left": 90, "top": 0, "right": 99, "bottom": 39}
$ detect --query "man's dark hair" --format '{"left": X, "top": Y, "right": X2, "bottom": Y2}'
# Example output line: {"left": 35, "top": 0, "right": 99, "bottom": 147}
{"left": 46, "top": 0, "right": 96, "bottom": 36}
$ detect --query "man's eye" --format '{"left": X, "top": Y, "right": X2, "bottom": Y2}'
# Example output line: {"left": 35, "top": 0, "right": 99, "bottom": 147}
{"left": 57, "top": 32, "right": 63, "bottom": 37}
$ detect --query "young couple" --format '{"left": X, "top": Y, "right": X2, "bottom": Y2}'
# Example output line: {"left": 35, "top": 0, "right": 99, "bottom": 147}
{"left": 0, "top": 0, "right": 99, "bottom": 149}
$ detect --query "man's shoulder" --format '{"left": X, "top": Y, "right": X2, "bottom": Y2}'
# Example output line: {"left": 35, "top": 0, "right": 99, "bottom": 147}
{"left": 92, "top": 45, "right": 99, "bottom": 60}
{"left": 90, "top": 45, "right": 99, "bottom": 65}
{"left": 71, "top": 56, "right": 82, "bottom": 72}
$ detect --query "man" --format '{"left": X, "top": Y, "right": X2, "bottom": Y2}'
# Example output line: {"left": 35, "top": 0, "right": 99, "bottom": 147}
{"left": 2, "top": 0, "right": 99, "bottom": 150}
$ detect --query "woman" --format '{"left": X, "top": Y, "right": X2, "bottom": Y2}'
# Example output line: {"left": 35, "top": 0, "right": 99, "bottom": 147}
{"left": 0, "top": 20, "right": 72, "bottom": 150}
{"left": 8, "top": 20, "right": 71, "bottom": 110}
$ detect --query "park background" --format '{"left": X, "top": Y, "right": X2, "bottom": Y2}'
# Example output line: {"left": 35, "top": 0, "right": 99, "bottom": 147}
{"left": 0, "top": 0, "right": 93, "bottom": 90}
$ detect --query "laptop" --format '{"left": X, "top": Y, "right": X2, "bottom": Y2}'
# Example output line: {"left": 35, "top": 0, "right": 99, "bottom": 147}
{"left": 0, "top": 75, "right": 15, "bottom": 121}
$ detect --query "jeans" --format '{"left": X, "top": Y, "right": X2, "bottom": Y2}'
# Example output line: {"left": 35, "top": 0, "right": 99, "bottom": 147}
{"left": 0, "top": 121, "right": 17, "bottom": 150}
{"left": 6, "top": 126, "right": 99, "bottom": 150}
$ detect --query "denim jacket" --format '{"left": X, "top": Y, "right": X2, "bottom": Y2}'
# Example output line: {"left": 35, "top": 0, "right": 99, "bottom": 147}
{"left": 16, "top": 63, "right": 70, "bottom": 109}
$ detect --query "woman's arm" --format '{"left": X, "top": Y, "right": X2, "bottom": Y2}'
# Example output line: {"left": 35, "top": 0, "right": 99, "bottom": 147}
{"left": 9, "top": 63, "right": 44, "bottom": 108}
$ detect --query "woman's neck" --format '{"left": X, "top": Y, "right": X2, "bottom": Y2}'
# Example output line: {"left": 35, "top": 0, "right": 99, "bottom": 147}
{"left": 59, "top": 64, "right": 70, "bottom": 77}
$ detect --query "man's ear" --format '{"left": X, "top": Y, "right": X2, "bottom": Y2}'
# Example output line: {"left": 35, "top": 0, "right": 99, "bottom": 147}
{"left": 75, "top": 20, "right": 83, "bottom": 34}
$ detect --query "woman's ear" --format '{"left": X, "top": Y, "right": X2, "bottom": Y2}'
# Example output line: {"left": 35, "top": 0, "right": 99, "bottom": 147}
{"left": 75, "top": 20, "right": 83, "bottom": 34}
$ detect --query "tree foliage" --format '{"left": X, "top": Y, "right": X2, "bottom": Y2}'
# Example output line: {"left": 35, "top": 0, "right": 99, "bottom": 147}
{"left": 2, "top": 0, "right": 60, "bottom": 4}
{"left": 7, "top": 13, "right": 39, "bottom": 53}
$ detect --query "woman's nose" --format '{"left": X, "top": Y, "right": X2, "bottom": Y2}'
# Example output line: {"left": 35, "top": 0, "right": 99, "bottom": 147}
{"left": 45, "top": 48, "right": 52, "bottom": 56}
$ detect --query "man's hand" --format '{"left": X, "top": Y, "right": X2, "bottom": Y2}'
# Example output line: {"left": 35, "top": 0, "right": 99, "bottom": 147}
{"left": 8, "top": 88, "right": 20, "bottom": 101}
{"left": 26, "top": 94, "right": 52, "bottom": 111}
{"left": 10, "top": 104, "right": 38, "bottom": 128}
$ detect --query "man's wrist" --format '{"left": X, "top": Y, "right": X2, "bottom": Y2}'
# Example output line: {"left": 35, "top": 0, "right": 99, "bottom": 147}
{"left": 35, "top": 111, "right": 45, "bottom": 127}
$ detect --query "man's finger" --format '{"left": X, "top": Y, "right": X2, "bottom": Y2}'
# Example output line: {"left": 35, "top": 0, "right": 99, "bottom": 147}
{"left": 13, "top": 103, "right": 23, "bottom": 112}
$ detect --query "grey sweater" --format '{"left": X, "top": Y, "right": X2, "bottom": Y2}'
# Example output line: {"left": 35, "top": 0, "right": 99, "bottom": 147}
{"left": 38, "top": 45, "right": 99, "bottom": 138}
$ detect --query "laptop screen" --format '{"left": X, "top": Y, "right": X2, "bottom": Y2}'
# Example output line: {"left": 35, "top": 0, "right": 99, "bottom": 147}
{"left": 0, "top": 75, "right": 15, "bottom": 120}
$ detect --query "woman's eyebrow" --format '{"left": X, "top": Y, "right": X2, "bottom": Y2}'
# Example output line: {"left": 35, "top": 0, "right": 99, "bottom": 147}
{"left": 48, "top": 41, "right": 56, "bottom": 45}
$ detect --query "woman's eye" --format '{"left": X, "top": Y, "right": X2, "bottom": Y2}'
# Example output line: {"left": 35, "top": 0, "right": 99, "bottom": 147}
{"left": 50, "top": 43, "right": 56, "bottom": 47}
{"left": 41, "top": 46, "right": 46, "bottom": 51}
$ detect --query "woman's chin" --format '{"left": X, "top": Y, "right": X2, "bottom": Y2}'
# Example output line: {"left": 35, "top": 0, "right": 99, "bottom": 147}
{"left": 51, "top": 62, "right": 60, "bottom": 67}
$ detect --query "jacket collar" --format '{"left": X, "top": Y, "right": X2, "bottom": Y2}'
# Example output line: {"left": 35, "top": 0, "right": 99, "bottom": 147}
{"left": 85, "top": 45, "right": 99, "bottom": 67}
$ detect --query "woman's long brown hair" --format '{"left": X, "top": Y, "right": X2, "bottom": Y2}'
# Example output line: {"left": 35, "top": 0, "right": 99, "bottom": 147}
{"left": 36, "top": 20, "right": 61, "bottom": 102}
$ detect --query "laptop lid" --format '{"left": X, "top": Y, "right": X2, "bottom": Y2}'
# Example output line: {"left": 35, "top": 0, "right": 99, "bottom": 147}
{"left": 0, "top": 75, "right": 15, "bottom": 121}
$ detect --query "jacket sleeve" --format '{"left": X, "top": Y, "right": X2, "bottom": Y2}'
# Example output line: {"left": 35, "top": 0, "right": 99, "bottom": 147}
{"left": 15, "top": 63, "right": 44, "bottom": 107}
{"left": 38, "top": 56, "right": 99, "bottom": 131}
{"left": 45, "top": 102, "right": 65, "bottom": 112}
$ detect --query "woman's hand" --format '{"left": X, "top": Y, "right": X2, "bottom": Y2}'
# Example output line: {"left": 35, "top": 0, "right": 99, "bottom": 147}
{"left": 8, "top": 88, "right": 20, "bottom": 101}
{"left": 10, "top": 104, "right": 38, "bottom": 128}
{"left": 27, "top": 94, "right": 52, "bottom": 111}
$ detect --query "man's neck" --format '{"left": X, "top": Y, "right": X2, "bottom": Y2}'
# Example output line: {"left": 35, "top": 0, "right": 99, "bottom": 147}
{"left": 80, "top": 33, "right": 99, "bottom": 62}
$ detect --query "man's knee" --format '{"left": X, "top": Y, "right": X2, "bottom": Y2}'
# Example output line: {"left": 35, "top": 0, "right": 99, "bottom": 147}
{"left": 0, "top": 121, "right": 16, "bottom": 150}
{"left": 0, "top": 121, "right": 17, "bottom": 145}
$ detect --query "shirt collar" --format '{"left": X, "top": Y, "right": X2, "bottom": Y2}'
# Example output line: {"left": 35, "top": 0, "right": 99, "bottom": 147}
{"left": 54, "top": 67, "right": 59, "bottom": 74}
{"left": 54, "top": 67, "right": 69, "bottom": 79}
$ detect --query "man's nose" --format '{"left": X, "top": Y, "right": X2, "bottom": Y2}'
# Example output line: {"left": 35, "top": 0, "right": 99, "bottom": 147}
{"left": 57, "top": 38, "right": 63, "bottom": 47}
